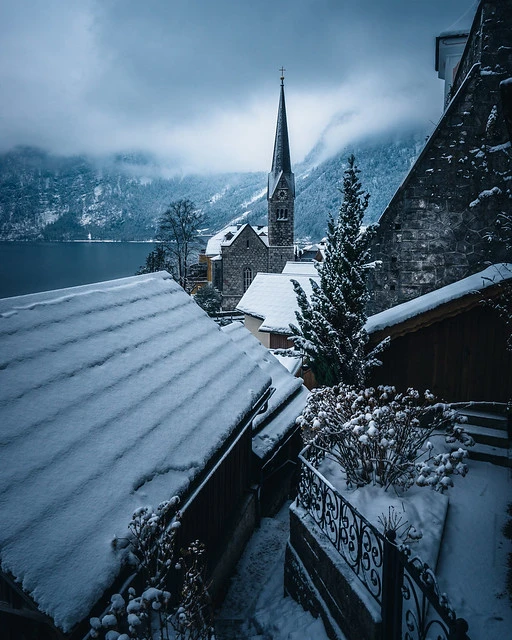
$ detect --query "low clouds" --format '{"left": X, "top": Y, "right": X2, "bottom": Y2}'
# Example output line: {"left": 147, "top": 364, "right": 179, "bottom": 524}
{"left": 0, "top": 0, "right": 472, "bottom": 173}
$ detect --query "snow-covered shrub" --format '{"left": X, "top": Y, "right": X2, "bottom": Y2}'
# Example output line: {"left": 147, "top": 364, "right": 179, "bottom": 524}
{"left": 91, "top": 498, "right": 215, "bottom": 640}
{"left": 297, "top": 384, "right": 474, "bottom": 492}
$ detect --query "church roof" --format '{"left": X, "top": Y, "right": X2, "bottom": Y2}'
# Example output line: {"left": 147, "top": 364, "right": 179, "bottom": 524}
{"left": 271, "top": 82, "right": 292, "bottom": 175}
{"left": 221, "top": 223, "right": 269, "bottom": 248}
{"left": 205, "top": 224, "right": 269, "bottom": 256}
{"left": 0, "top": 272, "right": 271, "bottom": 632}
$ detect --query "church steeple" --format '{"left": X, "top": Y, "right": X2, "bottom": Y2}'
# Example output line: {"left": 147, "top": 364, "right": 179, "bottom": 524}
{"left": 268, "top": 70, "right": 295, "bottom": 199}
{"left": 267, "top": 71, "right": 295, "bottom": 257}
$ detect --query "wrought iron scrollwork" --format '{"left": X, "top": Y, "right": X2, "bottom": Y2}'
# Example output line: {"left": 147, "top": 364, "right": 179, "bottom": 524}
{"left": 297, "top": 445, "right": 384, "bottom": 602}
{"left": 296, "top": 442, "right": 470, "bottom": 639}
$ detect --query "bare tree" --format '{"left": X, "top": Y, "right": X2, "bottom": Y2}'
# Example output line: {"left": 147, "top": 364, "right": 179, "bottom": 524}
{"left": 156, "top": 199, "right": 206, "bottom": 291}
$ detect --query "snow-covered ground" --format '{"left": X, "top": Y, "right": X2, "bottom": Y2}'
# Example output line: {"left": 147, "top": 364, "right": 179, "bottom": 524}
{"left": 216, "top": 458, "right": 512, "bottom": 640}
{"left": 436, "top": 460, "right": 512, "bottom": 639}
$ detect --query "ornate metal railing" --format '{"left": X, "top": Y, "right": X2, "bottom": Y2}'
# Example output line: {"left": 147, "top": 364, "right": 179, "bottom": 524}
{"left": 296, "top": 442, "right": 470, "bottom": 640}
{"left": 297, "top": 443, "right": 384, "bottom": 603}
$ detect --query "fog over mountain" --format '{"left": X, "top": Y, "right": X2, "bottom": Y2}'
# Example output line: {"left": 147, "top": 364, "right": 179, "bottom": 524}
{"left": 0, "top": 128, "right": 426, "bottom": 242}
{"left": 0, "top": 0, "right": 473, "bottom": 172}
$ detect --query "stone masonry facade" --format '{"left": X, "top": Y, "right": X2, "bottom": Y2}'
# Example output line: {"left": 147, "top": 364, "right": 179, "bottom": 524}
{"left": 368, "top": 0, "right": 512, "bottom": 314}
{"left": 221, "top": 225, "right": 270, "bottom": 311}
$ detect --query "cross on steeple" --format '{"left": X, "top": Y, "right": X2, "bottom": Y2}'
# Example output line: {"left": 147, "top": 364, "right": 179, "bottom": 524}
{"left": 279, "top": 67, "right": 285, "bottom": 85}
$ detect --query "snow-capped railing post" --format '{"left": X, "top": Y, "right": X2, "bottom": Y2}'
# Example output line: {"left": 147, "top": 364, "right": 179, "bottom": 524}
{"left": 380, "top": 529, "right": 403, "bottom": 640}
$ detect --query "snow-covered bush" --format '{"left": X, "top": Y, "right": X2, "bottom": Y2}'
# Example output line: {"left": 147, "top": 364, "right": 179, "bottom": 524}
{"left": 91, "top": 498, "right": 215, "bottom": 640}
{"left": 297, "top": 384, "right": 474, "bottom": 492}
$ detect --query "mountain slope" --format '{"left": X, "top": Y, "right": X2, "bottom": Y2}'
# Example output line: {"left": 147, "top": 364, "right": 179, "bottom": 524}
{"left": 0, "top": 131, "right": 426, "bottom": 242}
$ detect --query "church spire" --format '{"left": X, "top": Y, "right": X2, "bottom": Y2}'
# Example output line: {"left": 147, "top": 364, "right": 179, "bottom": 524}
{"left": 267, "top": 70, "right": 295, "bottom": 254}
{"left": 268, "top": 70, "right": 294, "bottom": 199}
{"left": 271, "top": 70, "right": 292, "bottom": 176}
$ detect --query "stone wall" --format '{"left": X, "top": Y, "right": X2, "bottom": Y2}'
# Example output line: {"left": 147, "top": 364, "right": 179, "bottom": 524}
{"left": 368, "top": 0, "right": 512, "bottom": 314}
{"left": 268, "top": 245, "right": 295, "bottom": 274}
{"left": 268, "top": 175, "right": 294, "bottom": 248}
{"left": 221, "top": 226, "right": 269, "bottom": 310}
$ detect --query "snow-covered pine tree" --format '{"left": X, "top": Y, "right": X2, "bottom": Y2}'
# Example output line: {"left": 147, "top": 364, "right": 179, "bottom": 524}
{"left": 290, "top": 154, "right": 374, "bottom": 387}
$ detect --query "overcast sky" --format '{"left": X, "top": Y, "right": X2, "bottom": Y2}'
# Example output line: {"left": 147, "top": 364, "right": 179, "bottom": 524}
{"left": 0, "top": 0, "right": 475, "bottom": 173}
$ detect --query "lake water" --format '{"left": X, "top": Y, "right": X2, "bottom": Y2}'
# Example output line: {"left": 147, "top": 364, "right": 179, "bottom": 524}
{"left": 0, "top": 242, "right": 157, "bottom": 299}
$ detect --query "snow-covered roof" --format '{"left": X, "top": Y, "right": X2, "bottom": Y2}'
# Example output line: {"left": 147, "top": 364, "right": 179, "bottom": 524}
{"left": 237, "top": 272, "right": 319, "bottom": 334}
{"left": 221, "top": 322, "right": 308, "bottom": 461}
{"left": 271, "top": 352, "right": 302, "bottom": 376}
{"left": 205, "top": 225, "right": 239, "bottom": 256}
{"left": 439, "top": 1, "right": 477, "bottom": 38}
{"left": 222, "top": 322, "right": 304, "bottom": 429}
{"left": 0, "top": 272, "right": 271, "bottom": 632}
{"left": 281, "top": 261, "right": 318, "bottom": 276}
{"left": 206, "top": 225, "right": 268, "bottom": 256}
{"left": 366, "top": 264, "right": 512, "bottom": 335}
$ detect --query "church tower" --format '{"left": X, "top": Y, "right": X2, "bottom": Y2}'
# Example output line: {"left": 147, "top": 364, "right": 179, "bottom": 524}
{"left": 267, "top": 71, "right": 295, "bottom": 271}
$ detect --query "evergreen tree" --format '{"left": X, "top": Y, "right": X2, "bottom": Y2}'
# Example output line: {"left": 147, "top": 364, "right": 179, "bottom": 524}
{"left": 194, "top": 284, "right": 222, "bottom": 316}
{"left": 290, "top": 155, "right": 374, "bottom": 387}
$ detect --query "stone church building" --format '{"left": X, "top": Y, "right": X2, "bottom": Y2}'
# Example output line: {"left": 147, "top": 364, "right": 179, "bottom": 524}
{"left": 368, "top": 0, "right": 512, "bottom": 314}
{"left": 204, "top": 76, "right": 296, "bottom": 310}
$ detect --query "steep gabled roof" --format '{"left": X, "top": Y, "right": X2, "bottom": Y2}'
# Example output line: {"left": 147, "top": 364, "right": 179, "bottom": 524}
{"left": 0, "top": 272, "right": 271, "bottom": 632}
{"left": 205, "top": 224, "right": 269, "bottom": 256}
{"left": 221, "top": 223, "right": 269, "bottom": 248}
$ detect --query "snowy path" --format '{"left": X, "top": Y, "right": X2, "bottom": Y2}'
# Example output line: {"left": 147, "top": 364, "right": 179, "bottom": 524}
{"left": 215, "top": 502, "right": 331, "bottom": 640}
{"left": 436, "top": 460, "right": 512, "bottom": 640}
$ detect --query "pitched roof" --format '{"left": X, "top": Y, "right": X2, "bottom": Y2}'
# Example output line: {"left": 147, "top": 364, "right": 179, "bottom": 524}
{"left": 236, "top": 272, "right": 319, "bottom": 334}
{"left": 366, "top": 263, "right": 512, "bottom": 336}
{"left": 0, "top": 272, "right": 271, "bottom": 632}
{"left": 221, "top": 322, "right": 308, "bottom": 461}
{"left": 205, "top": 225, "right": 269, "bottom": 256}
{"left": 220, "top": 223, "right": 269, "bottom": 248}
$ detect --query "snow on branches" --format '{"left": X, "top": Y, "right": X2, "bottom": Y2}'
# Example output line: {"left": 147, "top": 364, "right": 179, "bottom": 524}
{"left": 297, "top": 385, "right": 474, "bottom": 492}
{"left": 91, "top": 498, "right": 215, "bottom": 640}
{"left": 290, "top": 154, "right": 379, "bottom": 387}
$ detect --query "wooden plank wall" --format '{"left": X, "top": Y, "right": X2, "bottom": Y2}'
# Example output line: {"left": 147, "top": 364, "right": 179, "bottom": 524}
{"left": 369, "top": 305, "right": 512, "bottom": 402}
{"left": 178, "top": 425, "right": 253, "bottom": 569}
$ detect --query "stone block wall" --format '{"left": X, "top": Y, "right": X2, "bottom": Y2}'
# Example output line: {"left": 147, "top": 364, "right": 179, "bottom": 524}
{"left": 368, "top": 0, "right": 512, "bottom": 314}
{"left": 285, "top": 503, "right": 381, "bottom": 640}
{"left": 268, "top": 245, "right": 295, "bottom": 274}
{"left": 221, "top": 226, "right": 269, "bottom": 310}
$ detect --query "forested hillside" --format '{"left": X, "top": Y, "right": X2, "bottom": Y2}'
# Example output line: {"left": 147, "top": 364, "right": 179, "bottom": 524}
{"left": 0, "top": 130, "right": 426, "bottom": 242}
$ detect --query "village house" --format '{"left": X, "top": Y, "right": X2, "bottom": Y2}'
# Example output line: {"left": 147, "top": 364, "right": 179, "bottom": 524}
{"left": 236, "top": 262, "right": 319, "bottom": 350}
{"left": 0, "top": 272, "right": 277, "bottom": 639}
{"left": 367, "top": 263, "right": 512, "bottom": 408}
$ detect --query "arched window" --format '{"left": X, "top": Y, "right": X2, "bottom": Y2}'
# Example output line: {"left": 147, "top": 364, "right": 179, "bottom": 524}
{"left": 277, "top": 208, "right": 288, "bottom": 220}
{"left": 243, "top": 267, "right": 253, "bottom": 292}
